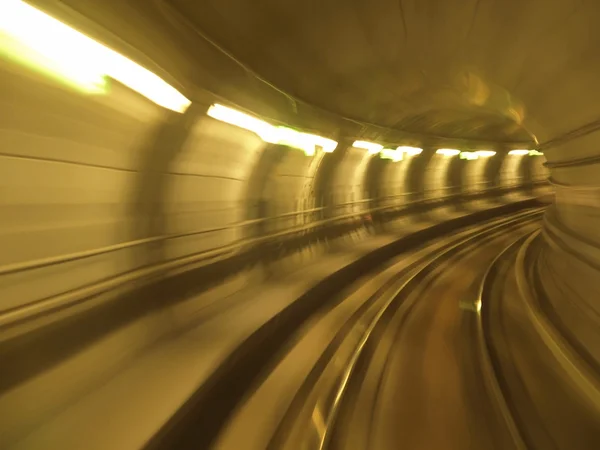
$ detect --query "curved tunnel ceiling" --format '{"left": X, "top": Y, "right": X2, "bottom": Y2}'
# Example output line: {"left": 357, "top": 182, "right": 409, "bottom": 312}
{"left": 162, "top": 0, "right": 595, "bottom": 145}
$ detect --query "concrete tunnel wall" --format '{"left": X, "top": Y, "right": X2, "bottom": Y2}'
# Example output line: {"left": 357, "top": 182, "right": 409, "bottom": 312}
{"left": 0, "top": 44, "right": 536, "bottom": 316}
{"left": 0, "top": 53, "right": 534, "bottom": 308}
{"left": 379, "top": 155, "right": 417, "bottom": 207}
{"left": 462, "top": 156, "right": 493, "bottom": 195}
{"left": 536, "top": 136, "right": 600, "bottom": 364}
{"left": 330, "top": 145, "right": 372, "bottom": 215}
{"left": 424, "top": 152, "right": 456, "bottom": 200}
{"left": 500, "top": 154, "right": 527, "bottom": 189}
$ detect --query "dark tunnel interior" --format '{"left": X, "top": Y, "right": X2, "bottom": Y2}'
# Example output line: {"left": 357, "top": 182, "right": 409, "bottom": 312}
{"left": 1, "top": 0, "right": 600, "bottom": 449}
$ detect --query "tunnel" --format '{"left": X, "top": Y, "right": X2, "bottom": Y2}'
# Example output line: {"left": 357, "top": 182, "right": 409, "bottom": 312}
{"left": 0, "top": 0, "right": 598, "bottom": 449}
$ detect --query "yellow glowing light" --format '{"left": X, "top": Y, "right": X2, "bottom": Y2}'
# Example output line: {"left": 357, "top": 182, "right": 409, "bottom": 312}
{"left": 273, "top": 127, "right": 337, "bottom": 155}
{"left": 529, "top": 150, "right": 544, "bottom": 156}
{"left": 476, "top": 150, "right": 496, "bottom": 157}
{"left": 380, "top": 148, "right": 403, "bottom": 162}
{"left": 275, "top": 127, "right": 316, "bottom": 156}
{"left": 397, "top": 146, "right": 423, "bottom": 156}
{"left": 0, "top": 31, "right": 106, "bottom": 94}
{"left": 508, "top": 149, "right": 530, "bottom": 156}
{"left": 308, "top": 134, "right": 338, "bottom": 153}
{"left": 207, "top": 104, "right": 337, "bottom": 156}
{"left": 460, "top": 152, "right": 479, "bottom": 160}
{"left": 353, "top": 140, "right": 384, "bottom": 154}
{"left": 0, "top": 0, "right": 191, "bottom": 112}
{"left": 436, "top": 148, "right": 461, "bottom": 156}
{"left": 207, "top": 104, "right": 278, "bottom": 141}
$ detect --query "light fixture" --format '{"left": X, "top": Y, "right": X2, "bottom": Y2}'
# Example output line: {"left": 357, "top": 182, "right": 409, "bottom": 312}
{"left": 353, "top": 140, "right": 384, "bottom": 154}
{"left": 275, "top": 127, "right": 316, "bottom": 156}
{"left": 475, "top": 150, "right": 496, "bottom": 157}
{"left": 380, "top": 148, "right": 403, "bottom": 162}
{"left": 436, "top": 148, "right": 461, "bottom": 156}
{"left": 460, "top": 152, "right": 479, "bottom": 160}
{"left": 207, "top": 104, "right": 278, "bottom": 142}
{"left": 309, "top": 134, "right": 338, "bottom": 153}
{"left": 0, "top": 0, "right": 191, "bottom": 112}
{"left": 529, "top": 150, "right": 544, "bottom": 156}
{"left": 508, "top": 149, "right": 530, "bottom": 156}
{"left": 207, "top": 104, "right": 338, "bottom": 156}
{"left": 397, "top": 146, "right": 423, "bottom": 156}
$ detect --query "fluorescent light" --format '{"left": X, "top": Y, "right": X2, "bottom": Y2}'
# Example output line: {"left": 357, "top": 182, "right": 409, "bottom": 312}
{"left": 353, "top": 140, "right": 384, "bottom": 154}
{"left": 273, "top": 127, "right": 337, "bottom": 155}
{"left": 207, "top": 104, "right": 337, "bottom": 156}
{"left": 274, "top": 127, "right": 337, "bottom": 156}
{"left": 380, "top": 148, "right": 403, "bottom": 162}
{"left": 508, "top": 149, "right": 530, "bottom": 156}
{"left": 275, "top": 127, "right": 316, "bottom": 156}
{"left": 397, "top": 146, "right": 423, "bottom": 156}
{"left": 460, "top": 152, "right": 479, "bottom": 160}
{"left": 529, "top": 150, "right": 544, "bottom": 156}
{"left": 207, "top": 104, "right": 278, "bottom": 141}
{"left": 0, "top": 0, "right": 191, "bottom": 112}
{"left": 475, "top": 150, "right": 496, "bottom": 157}
{"left": 275, "top": 127, "right": 338, "bottom": 155}
{"left": 309, "top": 134, "right": 338, "bottom": 153}
{"left": 436, "top": 148, "right": 460, "bottom": 156}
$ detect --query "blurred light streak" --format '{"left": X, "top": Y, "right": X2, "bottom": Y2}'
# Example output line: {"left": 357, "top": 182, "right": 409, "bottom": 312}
{"left": 207, "top": 104, "right": 338, "bottom": 155}
{"left": 380, "top": 148, "right": 403, "bottom": 161}
{"left": 397, "top": 146, "right": 423, "bottom": 156}
{"left": 0, "top": 0, "right": 191, "bottom": 112}
{"left": 460, "top": 151, "right": 479, "bottom": 160}
{"left": 306, "top": 134, "right": 338, "bottom": 153}
{"left": 353, "top": 140, "right": 384, "bottom": 154}
{"left": 208, "top": 104, "right": 279, "bottom": 141}
{"left": 508, "top": 149, "right": 530, "bottom": 156}
{"left": 436, "top": 148, "right": 461, "bottom": 156}
{"left": 276, "top": 126, "right": 317, "bottom": 156}
{"left": 529, "top": 150, "right": 544, "bottom": 156}
{"left": 312, "top": 406, "right": 326, "bottom": 440}
{"left": 476, "top": 150, "right": 496, "bottom": 157}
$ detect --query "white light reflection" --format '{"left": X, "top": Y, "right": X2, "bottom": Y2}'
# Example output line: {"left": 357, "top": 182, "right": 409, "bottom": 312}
{"left": 397, "top": 146, "right": 423, "bottom": 156}
{"left": 207, "top": 104, "right": 338, "bottom": 156}
{"left": 0, "top": 0, "right": 191, "bottom": 112}
{"left": 353, "top": 140, "right": 384, "bottom": 154}
{"left": 436, "top": 148, "right": 461, "bottom": 156}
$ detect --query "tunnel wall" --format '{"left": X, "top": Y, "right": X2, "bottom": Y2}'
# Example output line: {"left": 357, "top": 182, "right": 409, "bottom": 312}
{"left": 0, "top": 59, "right": 167, "bottom": 314}
{"left": 462, "top": 157, "right": 493, "bottom": 195}
{"left": 379, "top": 156, "right": 414, "bottom": 207}
{"left": 331, "top": 145, "right": 372, "bottom": 215}
{"left": 424, "top": 153, "right": 455, "bottom": 200}
{"left": 534, "top": 136, "right": 600, "bottom": 365}
{"left": 0, "top": 44, "right": 542, "bottom": 325}
{"left": 165, "top": 115, "right": 266, "bottom": 260}
{"left": 264, "top": 145, "right": 324, "bottom": 231}
{"left": 500, "top": 154, "right": 527, "bottom": 189}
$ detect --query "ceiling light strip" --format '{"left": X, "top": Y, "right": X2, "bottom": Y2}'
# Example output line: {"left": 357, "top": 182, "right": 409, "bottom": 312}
{"left": 508, "top": 149, "right": 531, "bottom": 156}
{"left": 436, "top": 148, "right": 461, "bottom": 156}
{"left": 0, "top": 0, "right": 191, "bottom": 112}
{"left": 207, "top": 103, "right": 338, "bottom": 155}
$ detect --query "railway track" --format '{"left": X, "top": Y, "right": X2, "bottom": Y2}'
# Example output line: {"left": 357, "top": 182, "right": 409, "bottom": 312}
{"left": 214, "top": 208, "right": 544, "bottom": 450}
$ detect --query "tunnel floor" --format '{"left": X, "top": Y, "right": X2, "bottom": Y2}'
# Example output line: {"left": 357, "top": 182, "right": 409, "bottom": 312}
{"left": 211, "top": 208, "right": 596, "bottom": 450}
